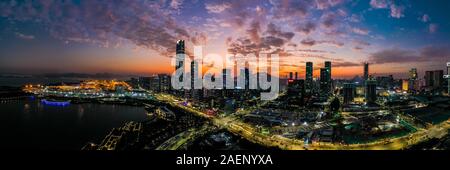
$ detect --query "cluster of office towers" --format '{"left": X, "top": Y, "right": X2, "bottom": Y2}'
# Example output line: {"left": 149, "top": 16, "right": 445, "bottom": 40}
{"left": 342, "top": 62, "right": 376, "bottom": 105}
{"left": 288, "top": 61, "right": 331, "bottom": 96}
{"left": 175, "top": 40, "right": 450, "bottom": 103}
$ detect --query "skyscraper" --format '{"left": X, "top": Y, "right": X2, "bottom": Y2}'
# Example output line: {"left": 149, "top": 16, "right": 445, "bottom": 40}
{"left": 223, "top": 68, "right": 228, "bottom": 89}
{"left": 320, "top": 68, "right": 330, "bottom": 95}
{"left": 245, "top": 68, "right": 250, "bottom": 90}
{"left": 176, "top": 40, "right": 185, "bottom": 54}
{"left": 325, "top": 61, "right": 331, "bottom": 78}
{"left": 289, "top": 72, "right": 293, "bottom": 80}
{"left": 287, "top": 79, "right": 305, "bottom": 106}
{"left": 222, "top": 68, "right": 234, "bottom": 97}
{"left": 365, "top": 79, "right": 377, "bottom": 104}
{"left": 409, "top": 68, "right": 418, "bottom": 91}
{"left": 184, "top": 60, "right": 197, "bottom": 99}
{"left": 364, "top": 62, "right": 369, "bottom": 80}
{"left": 295, "top": 72, "right": 298, "bottom": 80}
{"left": 409, "top": 68, "right": 418, "bottom": 80}
{"left": 305, "top": 62, "right": 313, "bottom": 94}
{"left": 433, "top": 70, "right": 444, "bottom": 89}
{"left": 158, "top": 74, "right": 171, "bottom": 92}
{"left": 402, "top": 79, "right": 409, "bottom": 92}
{"left": 175, "top": 40, "right": 185, "bottom": 85}
{"left": 425, "top": 71, "right": 434, "bottom": 87}
{"left": 343, "top": 83, "right": 355, "bottom": 105}
{"left": 425, "top": 70, "right": 444, "bottom": 90}
{"left": 320, "top": 61, "right": 332, "bottom": 95}
{"left": 191, "top": 61, "right": 196, "bottom": 90}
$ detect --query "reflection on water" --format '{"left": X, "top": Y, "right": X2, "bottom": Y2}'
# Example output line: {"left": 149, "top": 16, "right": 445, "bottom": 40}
{"left": 0, "top": 99, "right": 147, "bottom": 150}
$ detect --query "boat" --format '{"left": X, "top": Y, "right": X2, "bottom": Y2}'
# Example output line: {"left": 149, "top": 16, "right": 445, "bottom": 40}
{"left": 41, "top": 99, "right": 71, "bottom": 106}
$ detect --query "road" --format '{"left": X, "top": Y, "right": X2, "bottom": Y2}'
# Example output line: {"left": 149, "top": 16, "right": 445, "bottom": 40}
{"left": 154, "top": 93, "right": 450, "bottom": 150}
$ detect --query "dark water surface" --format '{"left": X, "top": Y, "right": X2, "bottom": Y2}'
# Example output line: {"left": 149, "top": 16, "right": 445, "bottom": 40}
{"left": 0, "top": 99, "right": 147, "bottom": 150}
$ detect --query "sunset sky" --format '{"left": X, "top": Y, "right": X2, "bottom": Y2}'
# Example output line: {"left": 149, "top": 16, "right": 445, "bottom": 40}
{"left": 0, "top": 0, "right": 449, "bottom": 79}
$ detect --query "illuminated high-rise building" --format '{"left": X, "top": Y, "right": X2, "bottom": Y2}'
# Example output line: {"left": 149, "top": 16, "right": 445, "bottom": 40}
{"left": 191, "top": 61, "right": 202, "bottom": 100}
{"left": 325, "top": 61, "right": 332, "bottom": 90}
{"left": 402, "top": 79, "right": 409, "bottom": 92}
{"left": 320, "top": 68, "right": 330, "bottom": 95}
{"left": 409, "top": 68, "right": 418, "bottom": 80}
{"left": 175, "top": 40, "right": 185, "bottom": 85}
{"left": 176, "top": 40, "right": 185, "bottom": 54}
{"left": 325, "top": 61, "right": 331, "bottom": 78}
{"left": 287, "top": 79, "right": 305, "bottom": 106}
{"left": 409, "top": 68, "right": 418, "bottom": 91}
{"left": 158, "top": 74, "right": 171, "bottom": 92}
{"left": 320, "top": 61, "right": 332, "bottom": 95}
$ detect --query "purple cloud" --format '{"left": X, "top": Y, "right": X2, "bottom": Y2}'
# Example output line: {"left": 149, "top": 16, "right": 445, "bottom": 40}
{"left": 0, "top": 0, "right": 196, "bottom": 56}
{"left": 300, "top": 38, "right": 317, "bottom": 46}
{"left": 369, "top": 0, "right": 405, "bottom": 19}
{"left": 369, "top": 48, "right": 418, "bottom": 64}
{"left": 369, "top": 46, "right": 450, "bottom": 64}
{"left": 295, "top": 22, "right": 316, "bottom": 35}
{"left": 429, "top": 23, "right": 438, "bottom": 33}
{"left": 420, "top": 14, "right": 430, "bottom": 23}
{"left": 321, "top": 13, "right": 337, "bottom": 29}
{"left": 352, "top": 27, "right": 370, "bottom": 35}
{"left": 170, "top": 0, "right": 184, "bottom": 10}
{"left": 205, "top": 2, "right": 232, "bottom": 13}
{"left": 266, "top": 23, "right": 295, "bottom": 40}
{"left": 370, "top": 0, "right": 388, "bottom": 9}
{"left": 15, "top": 32, "right": 35, "bottom": 40}
{"left": 390, "top": 4, "right": 405, "bottom": 18}
{"left": 300, "top": 38, "right": 344, "bottom": 47}
{"left": 270, "top": 0, "right": 313, "bottom": 19}
{"left": 314, "top": 0, "right": 345, "bottom": 10}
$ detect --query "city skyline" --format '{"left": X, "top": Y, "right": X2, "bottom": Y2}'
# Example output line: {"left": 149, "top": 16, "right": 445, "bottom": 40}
{"left": 1, "top": 0, "right": 450, "bottom": 79}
